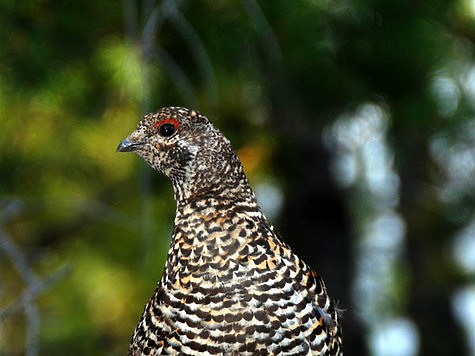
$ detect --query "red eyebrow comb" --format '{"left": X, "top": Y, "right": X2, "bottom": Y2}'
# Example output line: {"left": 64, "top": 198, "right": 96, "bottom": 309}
{"left": 154, "top": 118, "right": 179, "bottom": 129}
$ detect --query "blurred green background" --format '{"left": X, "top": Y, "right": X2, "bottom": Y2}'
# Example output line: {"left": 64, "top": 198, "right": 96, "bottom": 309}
{"left": 1, "top": 0, "right": 475, "bottom": 355}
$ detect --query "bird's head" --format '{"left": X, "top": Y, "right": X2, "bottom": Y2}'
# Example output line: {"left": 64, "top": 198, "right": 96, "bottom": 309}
{"left": 117, "top": 107, "right": 250, "bottom": 203}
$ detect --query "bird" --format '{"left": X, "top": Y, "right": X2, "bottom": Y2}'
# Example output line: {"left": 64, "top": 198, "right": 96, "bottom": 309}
{"left": 117, "top": 107, "right": 342, "bottom": 356}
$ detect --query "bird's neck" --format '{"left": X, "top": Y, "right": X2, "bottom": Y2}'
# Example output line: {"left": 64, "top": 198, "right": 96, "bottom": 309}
{"left": 163, "top": 153, "right": 270, "bottom": 277}
{"left": 172, "top": 178, "right": 262, "bottom": 243}
{"left": 171, "top": 166, "right": 266, "bottom": 247}
{"left": 171, "top": 154, "right": 257, "bottom": 211}
{"left": 162, "top": 181, "right": 268, "bottom": 284}
{"left": 173, "top": 184, "right": 261, "bottom": 226}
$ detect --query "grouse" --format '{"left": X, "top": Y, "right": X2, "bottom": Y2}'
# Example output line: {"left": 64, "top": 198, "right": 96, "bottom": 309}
{"left": 117, "top": 107, "right": 342, "bottom": 355}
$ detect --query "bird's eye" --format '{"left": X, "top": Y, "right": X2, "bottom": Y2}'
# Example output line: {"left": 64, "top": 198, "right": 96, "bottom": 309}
{"left": 159, "top": 123, "right": 175, "bottom": 137}
{"left": 155, "top": 118, "right": 179, "bottom": 137}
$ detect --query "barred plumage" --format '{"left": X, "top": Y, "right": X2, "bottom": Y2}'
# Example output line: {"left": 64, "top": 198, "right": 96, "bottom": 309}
{"left": 117, "top": 107, "right": 342, "bottom": 355}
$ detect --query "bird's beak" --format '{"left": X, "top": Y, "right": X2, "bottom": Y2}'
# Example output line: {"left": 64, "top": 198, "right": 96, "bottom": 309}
{"left": 116, "top": 137, "right": 145, "bottom": 152}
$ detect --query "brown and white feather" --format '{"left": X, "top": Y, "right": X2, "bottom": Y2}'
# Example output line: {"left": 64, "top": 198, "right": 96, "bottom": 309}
{"left": 118, "top": 107, "right": 342, "bottom": 356}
